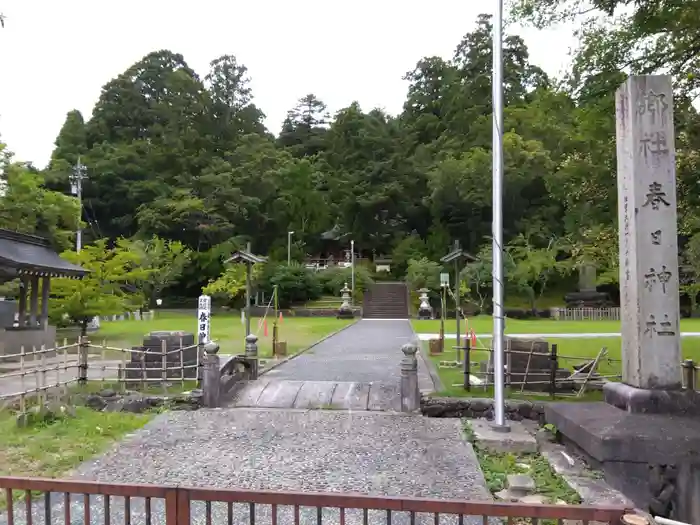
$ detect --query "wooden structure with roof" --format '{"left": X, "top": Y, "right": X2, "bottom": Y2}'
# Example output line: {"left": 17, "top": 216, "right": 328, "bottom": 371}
{"left": 440, "top": 240, "right": 475, "bottom": 352}
{"left": 225, "top": 245, "right": 268, "bottom": 337}
{"left": 0, "top": 229, "right": 87, "bottom": 356}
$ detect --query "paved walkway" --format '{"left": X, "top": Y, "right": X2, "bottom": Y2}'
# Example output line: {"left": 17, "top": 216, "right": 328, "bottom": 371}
{"left": 233, "top": 320, "right": 434, "bottom": 409}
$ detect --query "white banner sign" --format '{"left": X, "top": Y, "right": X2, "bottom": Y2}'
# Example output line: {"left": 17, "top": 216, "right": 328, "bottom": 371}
{"left": 197, "top": 295, "right": 211, "bottom": 344}
{"left": 440, "top": 273, "right": 450, "bottom": 287}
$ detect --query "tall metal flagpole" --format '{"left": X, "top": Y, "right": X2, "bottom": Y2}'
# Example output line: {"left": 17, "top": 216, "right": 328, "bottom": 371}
{"left": 491, "top": 0, "right": 509, "bottom": 432}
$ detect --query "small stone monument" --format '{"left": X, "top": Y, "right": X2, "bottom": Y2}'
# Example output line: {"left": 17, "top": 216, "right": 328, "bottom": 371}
{"left": 417, "top": 288, "right": 432, "bottom": 319}
{"left": 564, "top": 264, "right": 612, "bottom": 308}
{"left": 337, "top": 282, "right": 354, "bottom": 319}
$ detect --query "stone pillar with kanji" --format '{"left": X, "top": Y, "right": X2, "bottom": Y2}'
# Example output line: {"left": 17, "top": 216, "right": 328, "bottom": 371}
{"left": 615, "top": 75, "right": 681, "bottom": 390}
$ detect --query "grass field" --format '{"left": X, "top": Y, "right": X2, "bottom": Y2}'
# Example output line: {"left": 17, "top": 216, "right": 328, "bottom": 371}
{"left": 81, "top": 312, "right": 354, "bottom": 358}
{"left": 414, "top": 316, "right": 700, "bottom": 398}
{"left": 0, "top": 406, "right": 152, "bottom": 507}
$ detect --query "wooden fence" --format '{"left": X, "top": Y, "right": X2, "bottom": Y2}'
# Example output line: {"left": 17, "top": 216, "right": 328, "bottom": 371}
{"left": 550, "top": 307, "right": 620, "bottom": 321}
{"left": 435, "top": 338, "right": 622, "bottom": 398}
{"left": 0, "top": 336, "right": 200, "bottom": 412}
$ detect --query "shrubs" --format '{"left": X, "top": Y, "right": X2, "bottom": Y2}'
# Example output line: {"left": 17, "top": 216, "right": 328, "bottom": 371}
{"left": 259, "top": 263, "right": 322, "bottom": 308}
{"left": 318, "top": 266, "right": 374, "bottom": 300}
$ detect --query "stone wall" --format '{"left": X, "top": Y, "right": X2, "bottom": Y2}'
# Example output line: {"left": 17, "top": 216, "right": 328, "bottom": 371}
{"left": 249, "top": 306, "right": 361, "bottom": 318}
{"left": 421, "top": 396, "right": 547, "bottom": 423}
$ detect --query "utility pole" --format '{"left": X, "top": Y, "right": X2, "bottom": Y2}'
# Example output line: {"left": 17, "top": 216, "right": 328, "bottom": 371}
{"left": 287, "top": 231, "right": 294, "bottom": 265}
{"left": 69, "top": 156, "right": 91, "bottom": 339}
{"left": 351, "top": 240, "right": 355, "bottom": 305}
{"left": 69, "top": 157, "right": 87, "bottom": 252}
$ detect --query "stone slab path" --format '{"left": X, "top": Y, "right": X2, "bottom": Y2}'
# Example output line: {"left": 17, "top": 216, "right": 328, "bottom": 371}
{"left": 1, "top": 409, "right": 492, "bottom": 525}
{"left": 233, "top": 379, "right": 400, "bottom": 410}
{"left": 233, "top": 320, "right": 434, "bottom": 410}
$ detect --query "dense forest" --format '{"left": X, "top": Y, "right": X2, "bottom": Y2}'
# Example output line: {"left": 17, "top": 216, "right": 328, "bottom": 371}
{"left": 2, "top": 3, "right": 700, "bottom": 314}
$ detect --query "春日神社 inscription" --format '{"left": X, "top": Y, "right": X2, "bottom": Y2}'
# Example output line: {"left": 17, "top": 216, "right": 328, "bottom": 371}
{"left": 616, "top": 75, "right": 681, "bottom": 389}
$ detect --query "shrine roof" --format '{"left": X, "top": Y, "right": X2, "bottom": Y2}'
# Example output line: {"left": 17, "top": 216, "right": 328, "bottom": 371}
{"left": 440, "top": 248, "right": 475, "bottom": 264}
{"left": 225, "top": 250, "right": 268, "bottom": 265}
{"left": 320, "top": 225, "right": 350, "bottom": 241}
{"left": 0, "top": 229, "right": 88, "bottom": 279}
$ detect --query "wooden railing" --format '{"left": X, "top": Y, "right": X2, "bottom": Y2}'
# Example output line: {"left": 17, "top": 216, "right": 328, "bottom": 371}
{"left": 0, "top": 476, "right": 631, "bottom": 525}
{"left": 0, "top": 336, "right": 201, "bottom": 412}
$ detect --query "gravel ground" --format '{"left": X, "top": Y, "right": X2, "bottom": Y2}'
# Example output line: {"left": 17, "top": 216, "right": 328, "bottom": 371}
{"left": 1, "top": 409, "right": 492, "bottom": 525}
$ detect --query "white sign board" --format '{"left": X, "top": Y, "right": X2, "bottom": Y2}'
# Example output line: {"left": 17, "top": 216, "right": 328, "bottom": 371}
{"left": 197, "top": 295, "right": 211, "bottom": 344}
{"left": 440, "top": 273, "right": 450, "bottom": 287}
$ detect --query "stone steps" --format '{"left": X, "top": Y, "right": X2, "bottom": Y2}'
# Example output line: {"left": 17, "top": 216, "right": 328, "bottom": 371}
{"left": 363, "top": 282, "right": 409, "bottom": 319}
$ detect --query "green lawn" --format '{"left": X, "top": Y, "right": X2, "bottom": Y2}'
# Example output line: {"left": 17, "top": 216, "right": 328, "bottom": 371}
{"left": 413, "top": 316, "right": 700, "bottom": 335}
{"left": 415, "top": 316, "right": 700, "bottom": 399}
{"left": 0, "top": 407, "right": 152, "bottom": 508}
{"left": 83, "top": 312, "right": 353, "bottom": 358}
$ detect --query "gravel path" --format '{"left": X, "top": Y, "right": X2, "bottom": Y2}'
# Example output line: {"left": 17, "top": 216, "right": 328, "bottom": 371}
{"left": 1, "top": 409, "right": 492, "bottom": 525}
{"left": 262, "top": 320, "right": 434, "bottom": 391}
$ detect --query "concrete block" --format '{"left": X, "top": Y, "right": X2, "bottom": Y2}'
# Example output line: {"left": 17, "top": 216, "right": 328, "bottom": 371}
{"left": 469, "top": 419, "right": 538, "bottom": 454}
{"left": 507, "top": 473, "right": 535, "bottom": 494}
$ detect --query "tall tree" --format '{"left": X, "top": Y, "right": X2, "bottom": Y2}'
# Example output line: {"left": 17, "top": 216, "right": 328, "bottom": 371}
{"left": 205, "top": 54, "right": 266, "bottom": 150}
{"left": 46, "top": 110, "right": 87, "bottom": 190}
{"left": 0, "top": 140, "right": 79, "bottom": 250}
{"left": 278, "top": 94, "right": 330, "bottom": 157}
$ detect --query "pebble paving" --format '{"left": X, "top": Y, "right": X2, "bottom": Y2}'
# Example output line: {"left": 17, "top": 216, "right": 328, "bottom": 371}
{"left": 2, "top": 410, "right": 492, "bottom": 525}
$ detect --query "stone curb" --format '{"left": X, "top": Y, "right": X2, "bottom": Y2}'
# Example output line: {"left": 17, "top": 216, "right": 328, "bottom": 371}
{"left": 408, "top": 321, "right": 444, "bottom": 392}
{"left": 259, "top": 319, "right": 360, "bottom": 377}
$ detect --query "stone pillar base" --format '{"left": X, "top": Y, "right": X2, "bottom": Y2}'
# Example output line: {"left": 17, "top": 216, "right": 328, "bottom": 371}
{"left": 417, "top": 307, "right": 432, "bottom": 320}
{"left": 603, "top": 382, "right": 700, "bottom": 416}
{"left": 337, "top": 308, "right": 354, "bottom": 319}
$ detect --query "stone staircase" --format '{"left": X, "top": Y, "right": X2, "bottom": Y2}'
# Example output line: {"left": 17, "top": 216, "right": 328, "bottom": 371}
{"left": 362, "top": 282, "right": 409, "bottom": 319}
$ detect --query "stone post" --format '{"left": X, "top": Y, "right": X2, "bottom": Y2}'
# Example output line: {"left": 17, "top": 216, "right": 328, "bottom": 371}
{"left": 202, "top": 342, "right": 221, "bottom": 408}
{"left": 400, "top": 341, "right": 420, "bottom": 412}
{"left": 615, "top": 75, "right": 681, "bottom": 390}
{"left": 245, "top": 334, "right": 259, "bottom": 380}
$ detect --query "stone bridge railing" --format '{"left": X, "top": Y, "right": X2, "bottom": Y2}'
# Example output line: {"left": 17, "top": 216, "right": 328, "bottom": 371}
{"left": 200, "top": 335, "right": 422, "bottom": 412}
{"left": 201, "top": 334, "right": 260, "bottom": 408}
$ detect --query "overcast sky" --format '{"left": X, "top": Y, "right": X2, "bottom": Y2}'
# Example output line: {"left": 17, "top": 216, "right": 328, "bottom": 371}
{"left": 0, "top": 1, "right": 577, "bottom": 168}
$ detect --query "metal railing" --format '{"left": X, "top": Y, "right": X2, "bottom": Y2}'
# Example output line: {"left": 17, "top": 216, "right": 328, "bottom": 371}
{"left": 0, "top": 476, "right": 631, "bottom": 525}
{"left": 550, "top": 307, "right": 621, "bottom": 321}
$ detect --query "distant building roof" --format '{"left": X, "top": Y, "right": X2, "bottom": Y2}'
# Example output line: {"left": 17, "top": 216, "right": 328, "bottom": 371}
{"left": 225, "top": 250, "right": 268, "bottom": 265}
{"left": 320, "top": 225, "right": 350, "bottom": 242}
{"left": 0, "top": 229, "right": 88, "bottom": 279}
{"left": 440, "top": 245, "right": 475, "bottom": 264}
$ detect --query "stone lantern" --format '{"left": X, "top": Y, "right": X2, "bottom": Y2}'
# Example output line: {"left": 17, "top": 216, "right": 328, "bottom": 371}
{"left": 337, "top": 283, "right": 354, "bottom": 319}
{"left": 417, "top": 288, "right": 433, "bottom": 319}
